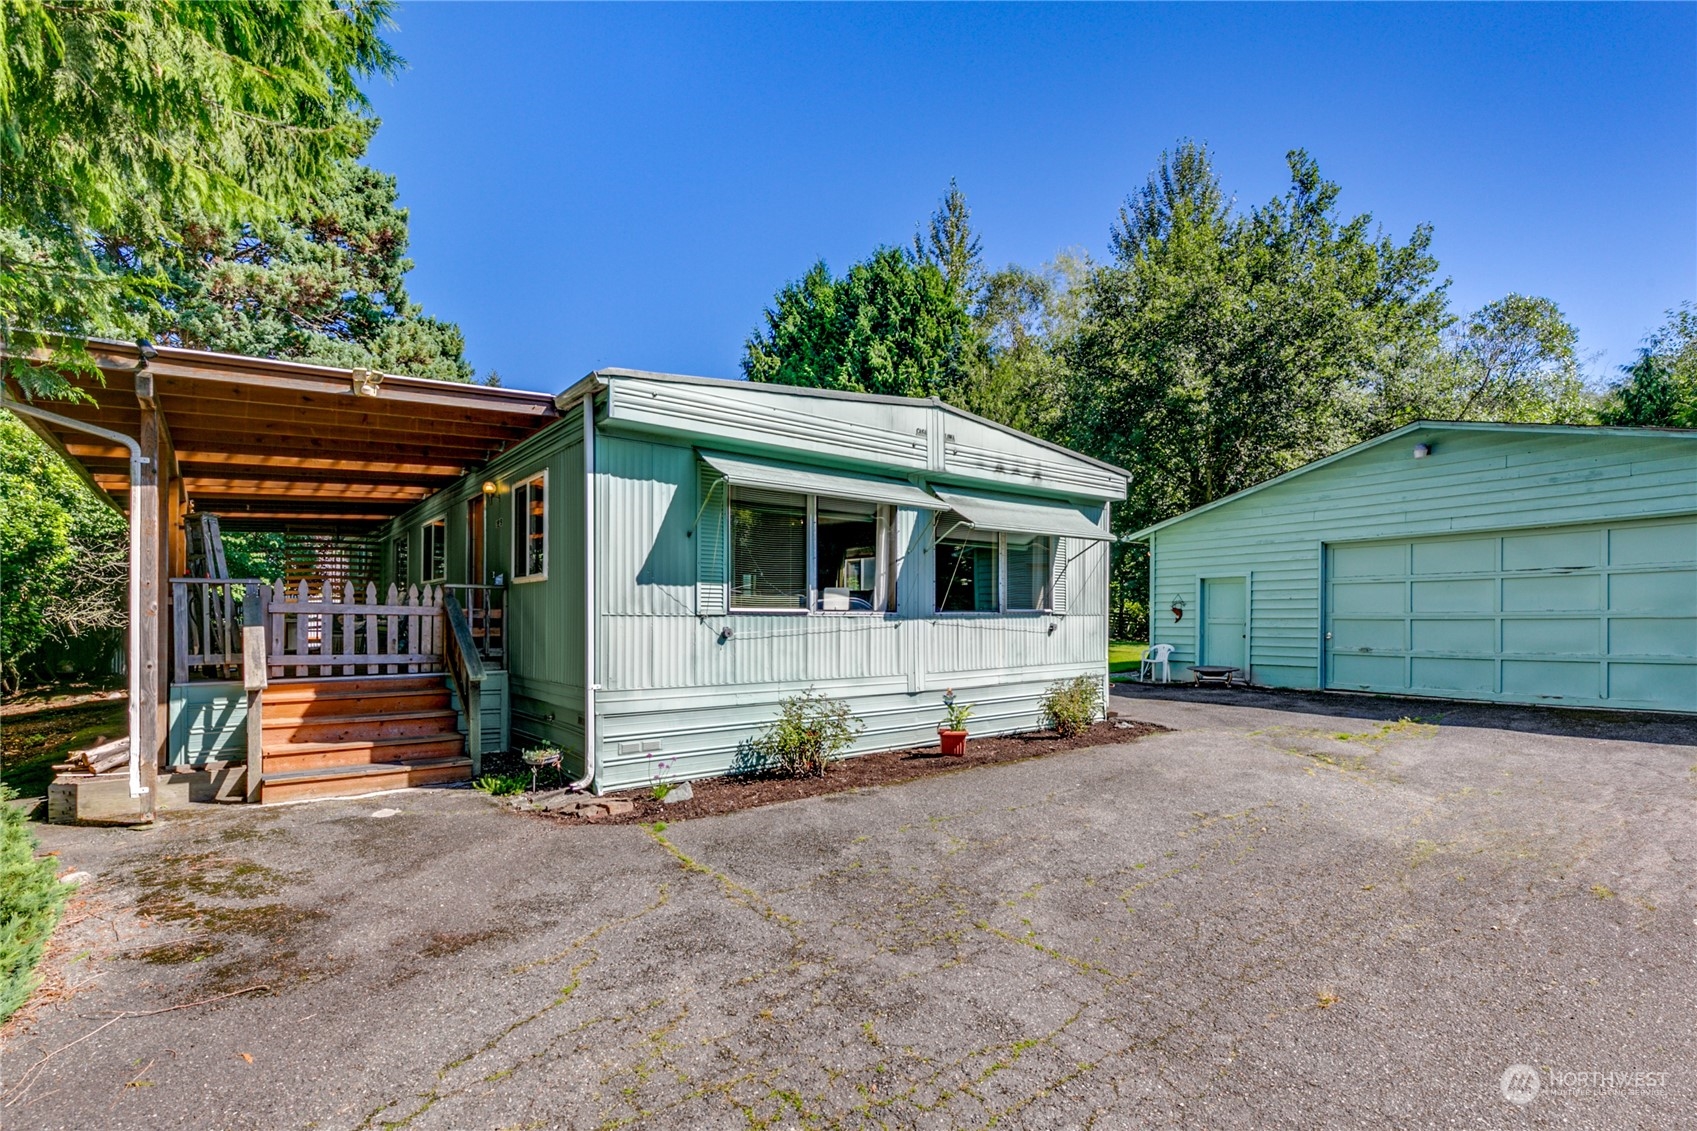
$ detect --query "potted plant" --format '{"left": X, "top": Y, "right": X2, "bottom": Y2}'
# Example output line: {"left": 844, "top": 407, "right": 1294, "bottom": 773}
{"left": 938, "top": 688, "right": 973, "bottom": 757}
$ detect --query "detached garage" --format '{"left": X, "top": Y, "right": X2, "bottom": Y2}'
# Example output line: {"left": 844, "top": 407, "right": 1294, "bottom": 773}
{"left": 1130, "top": 422, "right": 1697, "bottom": 713}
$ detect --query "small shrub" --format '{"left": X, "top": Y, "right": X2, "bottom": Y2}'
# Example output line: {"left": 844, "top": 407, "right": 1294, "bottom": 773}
{"left": 750, "top": 687, "right": 865, "bottom": 778}
{"left": 473, "top": 772, "right": 529, "bottom": 796}
{"left": 1041, "top": 675, "right": 1103, "bottom": 737}
{"left": 1, "top": 784, "right": 70, "bottom": 1023}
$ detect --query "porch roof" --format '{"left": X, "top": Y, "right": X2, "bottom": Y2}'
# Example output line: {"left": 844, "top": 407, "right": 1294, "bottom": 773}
{"left": 4, "top": 339, "right": 559, "bottom": 528}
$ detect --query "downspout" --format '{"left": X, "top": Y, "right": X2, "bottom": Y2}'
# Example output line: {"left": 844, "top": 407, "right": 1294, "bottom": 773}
{"left": 1, "top": 395, "right": 147, "bottom": 799}
{"left": 566, "top": 387, "right": 598, "bottom": 792}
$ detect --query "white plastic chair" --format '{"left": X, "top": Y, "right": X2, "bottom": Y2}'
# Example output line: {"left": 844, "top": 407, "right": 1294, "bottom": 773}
{"left": 1138, "top": 644, "right": 1174, "bottom": 684}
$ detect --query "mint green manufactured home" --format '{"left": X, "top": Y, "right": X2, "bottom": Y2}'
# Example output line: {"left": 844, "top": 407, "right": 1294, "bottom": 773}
{"left": 1131, "top": 422, "right": 1697, "bottom": 713}
{"left": 381, "top": 370, "right": 1127, "bottom": 792}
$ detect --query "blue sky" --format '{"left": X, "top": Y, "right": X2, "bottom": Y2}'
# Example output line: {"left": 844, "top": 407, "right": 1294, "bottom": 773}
{"left": 364, "top": 3, "right": 1696, "bottom": 393}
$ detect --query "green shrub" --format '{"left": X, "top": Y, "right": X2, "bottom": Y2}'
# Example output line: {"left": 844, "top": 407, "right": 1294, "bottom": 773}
{"left": 750, "top": 687, "right": 865, "bottom": 778}
{"left": 472, "top": 772, "right": 529, "bottom": 796}
{"left": 1041, "top": 675, "right": 1103, "bottom": 737}
{"left": 1, "top": 784, "right": 69, "bottom": 1023}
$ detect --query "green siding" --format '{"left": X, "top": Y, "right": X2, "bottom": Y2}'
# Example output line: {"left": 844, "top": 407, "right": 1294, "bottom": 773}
{"left": 381, "top": 416, "right": 588, "bottom": 771}
{"left": 383, "top": 375, "right": 1125, "bottom": 792}
{"left": 1146, "top": 426, "right": 1697, "bottom": 712}
{"left": 448, "top": 670, "right": 511, "bottom": 754}
{"left": 593, "top": 431, "right": 1111, "bottom": 790}
{"left": 168, "top": 682, "right": 246, "bottom": 765}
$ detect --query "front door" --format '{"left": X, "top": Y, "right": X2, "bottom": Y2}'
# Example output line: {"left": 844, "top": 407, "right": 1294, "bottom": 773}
{"left": 1202, "top": 577, "right": 1247, "bottom": 670}
{"left": 467, "top": 494, "right": 486, "bottom": 585}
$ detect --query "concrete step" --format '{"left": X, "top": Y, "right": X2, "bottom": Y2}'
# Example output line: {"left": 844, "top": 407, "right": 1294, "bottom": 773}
{"left": 257, "top": 757, "right": 472, "bottom": 804}
{"left": 262, "top": 733, "right": 466, "bottom": 775}
{"left": 262, "top": 708, "right": 461, "bottom": 745}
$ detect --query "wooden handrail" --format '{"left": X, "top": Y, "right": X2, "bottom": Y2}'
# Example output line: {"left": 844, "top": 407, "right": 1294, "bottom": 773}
{"left": 443, "top": 595, "right": 485, "bottom": 776}
{"left": 443, "top": 582, "right": 505, "bottom": 665}
{"left": 171, "top": 577, "right": 267, "bottom": 682}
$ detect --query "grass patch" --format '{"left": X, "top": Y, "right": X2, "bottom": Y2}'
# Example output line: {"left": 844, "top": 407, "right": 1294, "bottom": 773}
{"left": 0, "top": 784, "right": 70, "bottom": 1023}
{"left": 0, "top": 699, "right": 127, "bottom": 799}
{"left": 1108, "top": 641, "right": 1148, "bottom": 673}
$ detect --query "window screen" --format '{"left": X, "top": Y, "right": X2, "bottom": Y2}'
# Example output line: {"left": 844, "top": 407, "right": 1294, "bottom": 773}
{"left": 393, "top": 536, "right": 411, "bottom": 587}
{"left": 936, "top": 530, "right": 999, "bottom": 612}
{"left": 731, "top": 487, "right": 807, "bottom": 609}
{"left": 1006, "top": 534, "right": 1053, "bottom": 611}
{"left": 815, "top": 498, "right": 879, "bottom": 611}
{"left": 424, "top": 520, "right": 447, "bottom": 582}
{"left": 513, "top": 473, "right": 547, "bottom": 579}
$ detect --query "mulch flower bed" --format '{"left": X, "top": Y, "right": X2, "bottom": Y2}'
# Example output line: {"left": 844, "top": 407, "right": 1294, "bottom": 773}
{"left": 532, "top": 717, "right": 1169, "bottom": 826}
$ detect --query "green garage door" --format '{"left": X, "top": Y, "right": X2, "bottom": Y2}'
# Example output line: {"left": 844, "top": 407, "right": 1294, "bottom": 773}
{"left": 1325, "top": 517, "right": 1697, "bottom": 712}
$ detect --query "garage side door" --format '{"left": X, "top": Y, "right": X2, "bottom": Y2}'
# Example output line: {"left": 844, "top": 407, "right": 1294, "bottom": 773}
{"left": 1325, "top": 517, "right": 1697, "bottom": 712}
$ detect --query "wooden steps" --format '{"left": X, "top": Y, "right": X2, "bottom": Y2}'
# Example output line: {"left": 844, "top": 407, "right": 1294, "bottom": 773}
{"left": 264, "top": 708, "right": 462, "bottom": 746}
{"left": 257, "top": 674, "right": 470, "bottom": 804}
{"left": 257, "top": 758, "right": 473, "bottom": 804}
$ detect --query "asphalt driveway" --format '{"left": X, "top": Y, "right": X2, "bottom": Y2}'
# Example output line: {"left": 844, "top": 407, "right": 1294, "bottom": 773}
{"left": 5, "top": 686, "right": 1694, "bottom": 1129}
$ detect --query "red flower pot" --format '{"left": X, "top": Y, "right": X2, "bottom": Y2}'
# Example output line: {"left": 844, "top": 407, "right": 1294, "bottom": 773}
{"left": 939, "top": 729, "right": 968, "bottom": 757}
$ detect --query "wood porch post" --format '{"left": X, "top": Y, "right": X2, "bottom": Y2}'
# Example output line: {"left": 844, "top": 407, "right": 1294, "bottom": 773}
{"left": 135, "top": 386, "right": 163, "bottom": 818}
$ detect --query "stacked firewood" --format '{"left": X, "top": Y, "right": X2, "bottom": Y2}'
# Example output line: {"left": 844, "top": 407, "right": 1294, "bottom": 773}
{"left": 53, "top": 736, "right": 130, "bottom": 775}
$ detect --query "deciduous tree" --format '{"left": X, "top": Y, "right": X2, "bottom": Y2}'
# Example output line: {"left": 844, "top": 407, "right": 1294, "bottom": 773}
{"left": 1065, "top": 142, "right": 1451, "bottom": 537}
{"left": 1603, "top": 304, "right": 1697, "bottom": 429}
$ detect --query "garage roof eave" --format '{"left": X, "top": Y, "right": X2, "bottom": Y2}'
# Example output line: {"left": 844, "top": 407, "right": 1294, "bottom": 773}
{"left": 1126, "top": 420, "right": 1697, "bottom": 542}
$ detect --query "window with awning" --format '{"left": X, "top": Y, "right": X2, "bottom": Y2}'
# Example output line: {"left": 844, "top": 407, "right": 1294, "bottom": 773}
{"left": 699, "top": 449, "right": 945, "bottom": 512}
{"left": 930, "top": 488, "right": 1110, "bottom": 542}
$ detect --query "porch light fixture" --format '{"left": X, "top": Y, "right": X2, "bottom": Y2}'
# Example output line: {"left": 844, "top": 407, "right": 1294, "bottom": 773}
{"left": 1412, "top": 443, "right": 1432, "bottom": 459}
{"left": 482, "top": 480, "right": 497, "bottom": 495}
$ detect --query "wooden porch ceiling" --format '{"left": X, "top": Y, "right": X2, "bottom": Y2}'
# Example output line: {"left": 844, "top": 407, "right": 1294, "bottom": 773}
{"left": 5, "top": 340, "right": 560, "bottom": 528}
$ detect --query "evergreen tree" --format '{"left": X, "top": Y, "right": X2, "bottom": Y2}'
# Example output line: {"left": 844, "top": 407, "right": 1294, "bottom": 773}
{"left": 2, "top": 0, "right": 400, "bottom": 396}
{"left": 156, "top": 161, "right": 472, "bottom": 381}
{"left": 913, "top": 178, "right": 985, "bottom": 311}
{"left": 742, "top": 247, "right": 974, "bottom": 399}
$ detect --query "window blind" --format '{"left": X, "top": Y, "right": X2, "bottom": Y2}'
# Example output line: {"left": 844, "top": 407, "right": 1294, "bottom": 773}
{"left": 1006, "top": 534, "right": 1052, "bottom": 611}
{"left": 731, "top": 488, "right": 807, "bottom": 609}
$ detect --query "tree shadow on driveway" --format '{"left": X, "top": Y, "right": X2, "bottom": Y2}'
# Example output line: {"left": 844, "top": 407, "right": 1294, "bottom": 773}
{"left": 1113, "top": 680, "right": 1697, "bottom": 748}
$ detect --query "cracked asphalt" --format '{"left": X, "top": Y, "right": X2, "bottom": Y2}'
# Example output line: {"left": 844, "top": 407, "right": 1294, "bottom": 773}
{"left": 5, "top": 685, "right": 1695, "bottom": 1130}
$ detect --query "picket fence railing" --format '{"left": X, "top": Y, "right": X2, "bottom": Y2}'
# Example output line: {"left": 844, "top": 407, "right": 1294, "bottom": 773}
{"left": 265, "top": 580, "right": 445, "bottom": 678}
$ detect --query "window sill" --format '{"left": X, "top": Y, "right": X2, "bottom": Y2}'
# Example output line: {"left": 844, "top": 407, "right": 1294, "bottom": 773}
{"left": 932, "top": 610, "right": 1056, "bottom": 618}
{"left": 511, "top": 573, "right": 547, "bottom": 585}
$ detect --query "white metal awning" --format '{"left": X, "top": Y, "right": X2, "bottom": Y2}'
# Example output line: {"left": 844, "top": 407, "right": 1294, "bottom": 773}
{"left": 699, "top": 449, "right": 948, "bottom": 510}
{"left": 932, "top": 487, "right": 1113, "bottom": 541}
